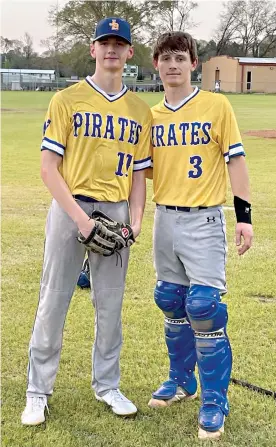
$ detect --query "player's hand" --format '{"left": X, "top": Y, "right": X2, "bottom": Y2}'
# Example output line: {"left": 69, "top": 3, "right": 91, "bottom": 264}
{"left": 235, "top": 223, "right": 253, "bottom": 256}
{"left": 131, "top": 224, "right": 141, "bottom": 239}
{"left": 78, "top": 218, "right": 95, "bottom": 240}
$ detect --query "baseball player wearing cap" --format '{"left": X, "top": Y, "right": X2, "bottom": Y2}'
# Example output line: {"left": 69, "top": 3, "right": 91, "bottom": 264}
{"left": 147, "top": 32, "right": 253, "bottom": 440}
{"left": 21, "top": 17, "right": 152, "bottom": 425}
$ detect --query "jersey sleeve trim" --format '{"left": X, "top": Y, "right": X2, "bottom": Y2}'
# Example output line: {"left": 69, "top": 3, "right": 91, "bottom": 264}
{"left": 229, "top": 143, "right": 245, "bottom": 158}
{"left": 41, "top": 137, "right": 65, "bottom": 156}
{"left": 229, "top": 143, "right": 243, "bottom": 150}
{"left": 133, "top": 165, "right": 152, "bottom": 172}
{"left": 133, "top": 156, "right": 151, "bottom": 171}
{"left": 134, "top": 155, "right": 151, "bottom": 165}
{"left": 43, "top": 136, "right": 65, "bottom": 150}
{"left": 41, "top": 147, "right": 63, "bottom": 157}
{"left": 224, "top": 151, "right": 245, "bottom": 164}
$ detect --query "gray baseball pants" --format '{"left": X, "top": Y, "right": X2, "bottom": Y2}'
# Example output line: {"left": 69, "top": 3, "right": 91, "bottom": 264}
{"left": 154, "top": 205, "right": 227, "bottom": 291}
{"left": 26, "top": 199, "right": 130, "bottom": 398}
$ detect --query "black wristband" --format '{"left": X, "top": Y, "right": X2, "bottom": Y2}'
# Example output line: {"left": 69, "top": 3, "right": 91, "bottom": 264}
{"left": 234, "top": 196, "right": 252, "bottom": 224}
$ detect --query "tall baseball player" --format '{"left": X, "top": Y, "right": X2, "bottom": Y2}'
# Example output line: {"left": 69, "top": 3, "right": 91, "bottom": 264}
{"left": 147, "top": 32, "right": 253, "bottom": 440}
{"left": 21, "top": 17, "right": 152, "bottom": 425}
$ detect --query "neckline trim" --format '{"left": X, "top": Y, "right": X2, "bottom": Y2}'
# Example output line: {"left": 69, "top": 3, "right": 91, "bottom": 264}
{"left": 164, "top": 87, "right": 200, "bottom": 112}
{"left": 85, "top": 76, "right": 128, "bottom": 102}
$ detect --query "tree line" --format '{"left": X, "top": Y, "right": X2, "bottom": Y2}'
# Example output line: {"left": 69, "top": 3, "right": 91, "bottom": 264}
{"left": 1, "top": 0, "right": 276, "bottom": 79}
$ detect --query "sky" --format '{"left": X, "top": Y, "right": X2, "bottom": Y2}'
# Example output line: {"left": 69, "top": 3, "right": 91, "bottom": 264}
{"left": 1, "top": 0, "right": 224, "bottom": 53}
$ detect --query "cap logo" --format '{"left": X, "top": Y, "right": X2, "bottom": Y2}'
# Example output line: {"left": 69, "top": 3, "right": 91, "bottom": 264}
{"left": 109, "top": 19, "right": 119, "bottom": 31}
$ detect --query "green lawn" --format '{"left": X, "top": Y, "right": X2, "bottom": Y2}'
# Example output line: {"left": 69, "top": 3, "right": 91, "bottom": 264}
{"left": 2, "top": 91, "right": 276, "bottom": 447}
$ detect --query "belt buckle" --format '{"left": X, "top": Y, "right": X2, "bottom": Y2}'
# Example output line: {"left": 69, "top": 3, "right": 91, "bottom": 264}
{"left": 176, "top": 206, "right": 190, "bottom": 212}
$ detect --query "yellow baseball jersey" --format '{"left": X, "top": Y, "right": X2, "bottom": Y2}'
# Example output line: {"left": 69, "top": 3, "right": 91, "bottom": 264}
{"left": 151, "top": 88, "right": 245, "bottom": 207}
{"left": 41, "top": 77, "right": 152, "bottom": 202}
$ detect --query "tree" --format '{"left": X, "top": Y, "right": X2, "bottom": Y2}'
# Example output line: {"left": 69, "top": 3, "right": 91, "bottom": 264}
{"left": 259, "top": 35, "right": 276, "bottom": 57}
{"left": 49, "top": 0, "right": 161, "bottom": 45}
{"left": 197, "top": 39, "right": 217, "bottom": 61}
{"left": 61, "top": 42, "right": 96, "bottom": 77}
{"left": 46, "top": 0, "right": 165, "bottom": 74}
{"left": 190, "top": 39, "right": 218, "bottom": 81}
{"left": 130, "top": 42, "right": 152, "bottom": 68}
{"left": 215, "top": 0, "right": 276, "bottom": 57}
{"left": 1, "top": 36, "right": 23, "bottom": 68}
{"left": 0, "top": 37, "right": 23, "bottom": 58}
{"left": 45, "top": 0, "right": 200, "bottom": 75}
{"left": 22, "top": 33, "right": 37, "bottom": 67}
{"left": 154, "top": 1, "right": 198, "bottom": 34}
{"left": 0, "top": 34, "right": 41, "bottom": 69}
{"left": 40, "top": 33, "right": 67, "bottom": 74}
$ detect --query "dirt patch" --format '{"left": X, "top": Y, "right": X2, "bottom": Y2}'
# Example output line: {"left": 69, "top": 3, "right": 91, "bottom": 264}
{"left": 250, "top": 293, "right": 276, "bottom": 303}
{"left": 2, "top": 108, "right": 25, "bottom": 113}
{"left": 244, "top": 129, "right": 276, "bottom": 139}
{"left": 1, "top": 108, "right": 46, "bottom": 113}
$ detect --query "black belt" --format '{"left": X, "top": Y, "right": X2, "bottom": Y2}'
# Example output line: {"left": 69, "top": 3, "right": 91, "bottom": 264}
{"left": 160, "top": 205, "right": 208, "bottom": 212}
{"left": 73, "top": 194, "right": 98, "bottom": 203}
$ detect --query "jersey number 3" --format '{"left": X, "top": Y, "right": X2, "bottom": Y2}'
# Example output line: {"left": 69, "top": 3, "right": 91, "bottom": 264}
{"left": 188, "top": 155, "right": 203, "bottom": 178}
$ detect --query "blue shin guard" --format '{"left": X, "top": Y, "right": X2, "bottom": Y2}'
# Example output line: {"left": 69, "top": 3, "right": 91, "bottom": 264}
{"left": 186, "top": 285, "right": 232, "bottom": 431}
{"left": 153, "top": 281, "right": 197, "bottom": 400}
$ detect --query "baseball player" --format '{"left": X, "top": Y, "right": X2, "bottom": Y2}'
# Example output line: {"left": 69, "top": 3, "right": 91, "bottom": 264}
{"left": 215, "top": 80, "right": 221, "bottom": 93}
{"left": 21, "top": 17, "right": 152, "bottom": 425}
{"left": 147, "top": 32, "right": 253, "bottom": 440}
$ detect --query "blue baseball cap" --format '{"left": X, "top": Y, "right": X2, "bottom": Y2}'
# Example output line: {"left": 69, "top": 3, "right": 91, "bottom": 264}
{"left": 93, "top": 17, "right": 132, "bottom": 45}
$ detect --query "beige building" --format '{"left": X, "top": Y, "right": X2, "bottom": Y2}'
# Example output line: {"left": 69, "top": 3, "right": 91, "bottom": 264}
{"left": 202, "top": 56, "right": 276, "bottom": 93}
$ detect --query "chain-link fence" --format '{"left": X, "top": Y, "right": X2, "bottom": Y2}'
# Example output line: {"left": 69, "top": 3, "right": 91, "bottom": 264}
{"left": 1, "top": 71, "right": 59, "bottom": 91}
{"left": 2, "top": 74, "right": 275, "bottom": 94}
{"left": 1, "top": 73, "right": 201, "bottom": 93}
{"left": 120, "top": 79, "right": 201, "bottom": 92}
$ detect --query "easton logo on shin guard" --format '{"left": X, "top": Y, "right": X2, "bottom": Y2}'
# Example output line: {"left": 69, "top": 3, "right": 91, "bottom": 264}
{"left": 165, "top": 316, "right": 189, "bottom": 325}
{"left": 195, "top": 328, "right": 225, "bottom": 338}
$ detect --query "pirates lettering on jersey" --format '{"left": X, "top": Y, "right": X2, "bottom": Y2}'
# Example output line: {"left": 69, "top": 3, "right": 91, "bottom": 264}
{"left": 152, "top": 121, "right": 212, "bottom": 147}
{"left": 73, "top": 112, "right": 142, "bottom": 145}
{"left": 43, "top": 119, "right": 51, "bottom": 136}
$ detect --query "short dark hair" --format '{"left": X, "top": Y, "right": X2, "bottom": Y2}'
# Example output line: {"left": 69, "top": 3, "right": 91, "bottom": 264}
{"left": 153, "top": 31, "right": 197, "bottom": 63}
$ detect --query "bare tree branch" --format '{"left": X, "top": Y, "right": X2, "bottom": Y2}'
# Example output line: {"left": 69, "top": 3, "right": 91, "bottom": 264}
{"left": 214, "top": 0, "right": 276, "bottom": 56}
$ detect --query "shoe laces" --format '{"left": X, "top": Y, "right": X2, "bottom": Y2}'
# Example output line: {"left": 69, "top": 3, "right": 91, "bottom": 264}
{"left": 29, "top": 396, "right": 49, "bottom": 414}
{"left": 110, "top": 389, "right": 128, "bottom": 403}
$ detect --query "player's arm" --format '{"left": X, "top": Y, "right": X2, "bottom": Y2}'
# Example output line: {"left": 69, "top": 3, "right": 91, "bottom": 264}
{"left": 129, "top": 109, "right": 152, "bottom": 238}
{"left": 128, "top": 170, "right": 146, "bottom": 239}
{"left": 227, "top": 156, "right": 253, "bottom": 256}
{"left": 41, "top": 94, "right": 95, "bottom": 238}
{"left": 219, "top": 96, "right": 253, "bottom": 256}
{"left": 41, "top": 151, "right": 95, "bottom": 238}
{"left": 145, "top": 167, "right": 153, "bottom": 180}
{"left": 145, "top": 137, "right": 154, "bottom": 180}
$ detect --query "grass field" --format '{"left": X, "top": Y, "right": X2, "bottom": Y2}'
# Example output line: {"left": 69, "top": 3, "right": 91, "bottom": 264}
{"left": 2, "top": 91, "right": 276, "bottom": 447}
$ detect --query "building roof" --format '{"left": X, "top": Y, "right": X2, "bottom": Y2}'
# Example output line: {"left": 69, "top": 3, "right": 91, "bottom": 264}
{"left": 234, "top": 57, "right": 276, "bottom": 64}
{"left": 0, "top": 69, "right": 55, "bottom": 74}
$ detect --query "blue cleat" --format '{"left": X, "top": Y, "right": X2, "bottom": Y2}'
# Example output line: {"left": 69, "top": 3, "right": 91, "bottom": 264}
{"left": 198, "top": 404, "right": 225, "bottom": 439}
{"left": 199, "top": 405, "right": 225, "bottom": 431}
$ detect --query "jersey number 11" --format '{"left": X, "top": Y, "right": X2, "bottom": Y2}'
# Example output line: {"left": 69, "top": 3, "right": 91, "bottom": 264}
{"left": 115, "top": 152, "right": 133, "bottom": 177}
